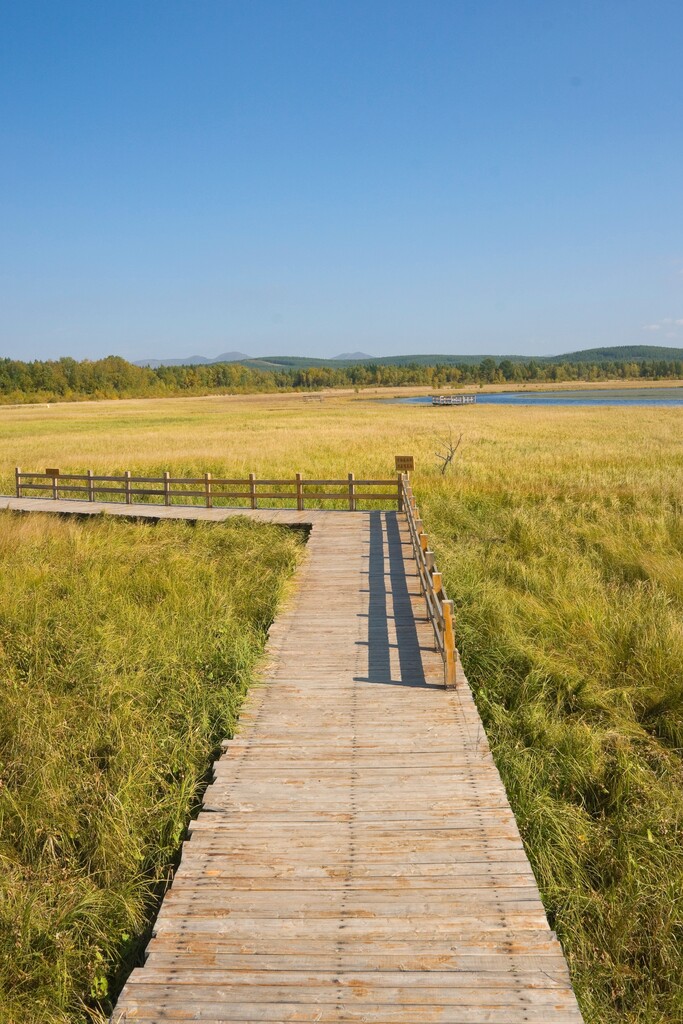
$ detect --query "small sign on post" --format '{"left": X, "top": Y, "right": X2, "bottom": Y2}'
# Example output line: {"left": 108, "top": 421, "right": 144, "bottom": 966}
{"left": 395, "top": 455, "right": 414, "bottom": 474}
{"left": 45, "top": 468, "right": 60, "bottom": 477}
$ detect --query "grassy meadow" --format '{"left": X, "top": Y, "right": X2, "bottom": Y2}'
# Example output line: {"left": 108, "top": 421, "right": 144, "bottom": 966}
{"left": 0, "top": 511, "right": 302, "bottom": 1023}
{"left": 1, "top": 390, "right": 682, "bottom": 1022}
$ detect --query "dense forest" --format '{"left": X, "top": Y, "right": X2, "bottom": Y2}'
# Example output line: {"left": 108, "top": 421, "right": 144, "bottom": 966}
{"left": 1, "top": 353, "right": 683, "bottom": 404}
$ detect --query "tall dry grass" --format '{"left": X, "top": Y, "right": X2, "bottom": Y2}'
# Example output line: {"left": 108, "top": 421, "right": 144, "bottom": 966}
{"left": 0, "top": 512, "right": 301, "bottom": 1023}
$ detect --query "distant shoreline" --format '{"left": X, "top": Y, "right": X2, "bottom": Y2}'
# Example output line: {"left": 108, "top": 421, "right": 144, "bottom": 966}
{"left": 2, "top": 377, "right": 683, "bottom": 413}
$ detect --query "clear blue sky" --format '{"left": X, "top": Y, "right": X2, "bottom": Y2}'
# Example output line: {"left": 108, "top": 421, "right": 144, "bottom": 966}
{"left": 1, "top": 0, "right": 682, "bottom": 361}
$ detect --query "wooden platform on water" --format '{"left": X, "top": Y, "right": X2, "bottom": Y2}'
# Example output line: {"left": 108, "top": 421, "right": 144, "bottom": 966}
{"left": 0, "top": 497, "right": 584, "bottom": 1022}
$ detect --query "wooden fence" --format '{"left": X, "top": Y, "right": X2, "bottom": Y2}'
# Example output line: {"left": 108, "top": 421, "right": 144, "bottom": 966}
{"left": 15, "top": 468, "right": 403, "bottom": 512}
{"left": 13, "top": 466, "right": 457, "bottom": 686}
{"left": 400, "top": 474, "right": 457, "bottom": 688}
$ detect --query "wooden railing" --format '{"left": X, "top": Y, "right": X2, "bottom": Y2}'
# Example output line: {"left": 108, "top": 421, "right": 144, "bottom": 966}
{"left": 400, "top": 474, "right": 457, "bottom": 688}
{"left": 14, "top": 468, "right": 403, "bottom": 512}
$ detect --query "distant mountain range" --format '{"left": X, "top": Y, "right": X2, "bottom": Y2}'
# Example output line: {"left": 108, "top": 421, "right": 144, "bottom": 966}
{"left": 137, "top": 351, "right": 251, "bottom": 369}
{"left": 135, "top": 345, "right": 683, "bottom": 371}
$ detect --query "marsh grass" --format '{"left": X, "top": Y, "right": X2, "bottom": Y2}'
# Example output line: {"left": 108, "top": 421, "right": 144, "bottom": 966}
{"left": 0, "top": 512, "right": 302, "bottom": 1023}
{"left": 1, "top": 393, "right": 682, "bottom": 1022}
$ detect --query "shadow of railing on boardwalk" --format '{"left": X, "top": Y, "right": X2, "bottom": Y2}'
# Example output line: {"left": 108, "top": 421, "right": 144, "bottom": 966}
{"left": 354, "top": 511, "right": 434, "bottom": 688}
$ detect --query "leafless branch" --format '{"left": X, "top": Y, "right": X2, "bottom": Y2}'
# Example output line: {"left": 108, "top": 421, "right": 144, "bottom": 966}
{"left": 434, "top": 429, "right": 463, "bottom": 475}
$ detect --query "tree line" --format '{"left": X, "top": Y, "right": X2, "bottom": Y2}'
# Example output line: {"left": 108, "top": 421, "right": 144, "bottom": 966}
{"left": 1, "top": 353, "right": 682, "bottom": 403}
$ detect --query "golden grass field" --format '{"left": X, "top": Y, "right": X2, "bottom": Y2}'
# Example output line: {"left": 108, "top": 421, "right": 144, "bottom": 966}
{"left": 0, "top": 510, "right": 302, "bottom": 1024}
{"left": 1, "top": 389, "right": 682, "bottom": 1023}
{"left": 2, "top": 388, "right": 682, "bottom": 492}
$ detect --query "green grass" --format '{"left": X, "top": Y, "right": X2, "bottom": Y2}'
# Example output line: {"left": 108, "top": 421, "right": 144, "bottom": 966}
{"left": 0, "top": 511, "right": 302, "bottom": 1024}
{"left": 422, "top": 483, "right": 683, "bottom": 1024}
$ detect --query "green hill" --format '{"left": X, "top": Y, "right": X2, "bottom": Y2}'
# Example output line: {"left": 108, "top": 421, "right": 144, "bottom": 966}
{"left": 547, "top": 345, "right": 683, "bottom": 364}
{"left": 143, "top": 345, "right": 683, "bottom": 372}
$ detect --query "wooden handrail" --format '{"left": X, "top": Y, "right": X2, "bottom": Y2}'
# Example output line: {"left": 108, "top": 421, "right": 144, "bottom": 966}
{"left": 400, "top": 473, "right": 457, "bottom": 688}
{"left": 14, "top": 468, "right": 402, "bottom": 512}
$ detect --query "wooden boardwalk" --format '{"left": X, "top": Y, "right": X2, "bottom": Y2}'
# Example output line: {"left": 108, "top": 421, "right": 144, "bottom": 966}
{"left": 0, "top": 497, "right": 583, "bottom": 1022}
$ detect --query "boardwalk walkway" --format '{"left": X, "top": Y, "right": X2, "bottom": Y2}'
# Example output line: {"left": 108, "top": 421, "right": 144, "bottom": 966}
{"left": 0, "top": 497, "right": 583, "bottom": 1022}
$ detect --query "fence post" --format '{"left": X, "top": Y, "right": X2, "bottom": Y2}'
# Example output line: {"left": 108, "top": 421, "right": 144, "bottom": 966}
{"left": 205, "top": 472, "right": 212, "bottom": 509}
{"left": 443, "top": 599, "right": 457, "bottom": 688}
{"left": 432, "top": 571, "right": 443, "bottom": 599}
{"left": 420, "top": 533, "right": 428, "bottom": 555}
{"left": 15, "top": 467, "right": 21, "bottom": 498}
{"left": 88, "top": 470, "right": 95, "bottom": 502}
{"left": 295, "top": 473, "right": 303, "bottom": 511}
{"left": 163, "top": 471, "right": 171, "bottom": 506}
{"left": 425, "top": 549, "right": 435, "bottom": 572}
{"left": 51, "top": 472, "right": 58, "bottom": 501}
{"left": 249, "top": 473, "right": 257, "bottom": 509}
{"left": 397, "top": 473, "right": 404, "bottom": 512}
{"left": 348, "top": 472, "right": 355, "bottom": 511}
{"left": 125, "top": 470, "right": 132, "bottom": 504}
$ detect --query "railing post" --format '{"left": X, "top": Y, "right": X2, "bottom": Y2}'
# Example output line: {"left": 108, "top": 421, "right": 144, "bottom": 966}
{"left": 420, "top": 533, "right": 428, "bottom": 554}
{"left": 125, "top": 470, "right": 132, "bottom": 504}
{"left": 51, "top": 472, "right": 58, "bottom": 501}
{"left": 443, "top": 599, "right": 457, "bottom": 688}
{"left": 348, "top": 472, "right": 355, "bottom": 512}
{"left": 425, "top": 549, "right": 435, "bottom": 572}
{"left": 397, "top": 473, "right": 404, "bottom": 512}
{"left": 88, "top": 470, "right": 95, "bottom": 502}
{"left": 432, "top": 571, "right": 443, "bottom": 599}
{"left": 163, "top": 471, "right": 171, "bottom": 506}
{"left": 15, "top": 467, "right": 21, "bottom": 498}
{"left": 296, "top": 473, "right": 303, "bottom": 511}
{"left": 205, "top": 472, "right": 212, "bottom": 509}
{"left": 249, "top": 473, "right": 257, "bottom": 509}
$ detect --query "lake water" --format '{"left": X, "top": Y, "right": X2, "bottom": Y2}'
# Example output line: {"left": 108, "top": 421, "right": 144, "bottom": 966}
{"left": 394, "top": 387, "right": 683, "bottom": 407}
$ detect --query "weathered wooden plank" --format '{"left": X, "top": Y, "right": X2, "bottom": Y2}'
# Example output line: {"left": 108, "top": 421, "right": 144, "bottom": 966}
{"left": 155, "top": 895, "right": 548, "bottom": 918}
{"left": 118, "top": 981, "right": 580, "bottom": 1006}
{"left": 122, "top": 968, "right": 575, "bottom": 989}
{"left": 141, "top": 952, "right": 573, "bottom": 972}
{"left": 171, "top": 861, "right": 535, "bottom": 878}
{"left": 112, "top": 999, "right": 583, "bottom": 1023}
{"left": 143, "top": 933, "right": 570, "bottom": 955}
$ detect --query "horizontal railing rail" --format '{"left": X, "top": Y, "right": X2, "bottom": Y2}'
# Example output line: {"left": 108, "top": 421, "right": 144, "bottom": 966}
{"left": 400, "top": 474, "right": 457, "bottom": 688}
{"left": 14, "top": 468, "right": 403, "bottom": 512}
